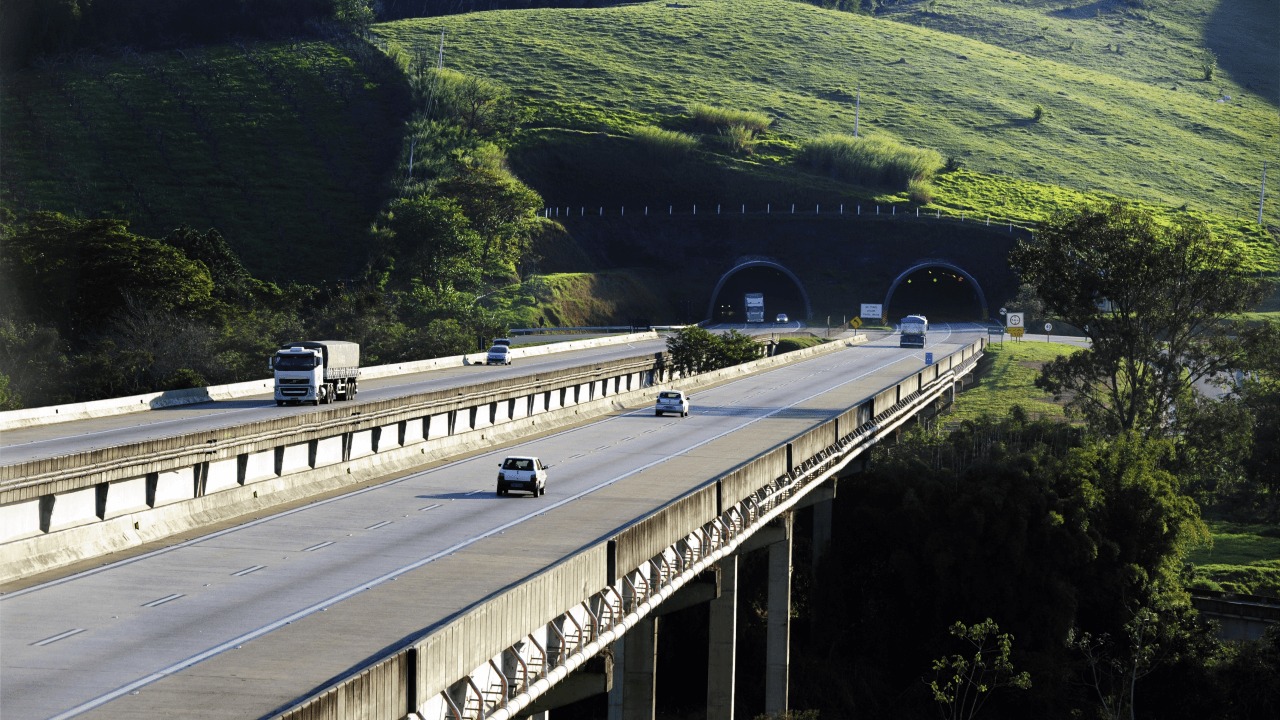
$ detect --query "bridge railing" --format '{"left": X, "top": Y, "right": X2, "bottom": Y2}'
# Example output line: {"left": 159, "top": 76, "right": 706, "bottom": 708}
{"left": 272, "top": 338, "right": 986, "bottom": 720}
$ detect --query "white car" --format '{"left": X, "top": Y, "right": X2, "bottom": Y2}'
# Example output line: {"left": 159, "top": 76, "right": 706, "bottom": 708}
{"left": 654, "top": 390, "right": 690, "bottom": 417}
{"left": 497, "top": 456, "right": 547, "bottom": 496}
{"left": 486, "top": 345, "right": 512, "bottom": 365}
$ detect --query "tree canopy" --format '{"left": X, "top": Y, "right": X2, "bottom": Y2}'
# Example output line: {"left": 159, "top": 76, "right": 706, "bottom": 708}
{"left": 1009, "top": 202, "right": 1276, "bottom": 436}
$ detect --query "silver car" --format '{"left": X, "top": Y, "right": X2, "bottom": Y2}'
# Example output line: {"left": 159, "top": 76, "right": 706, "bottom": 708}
{"left": 486, "top": 345, "right": 512, "bottom": 365}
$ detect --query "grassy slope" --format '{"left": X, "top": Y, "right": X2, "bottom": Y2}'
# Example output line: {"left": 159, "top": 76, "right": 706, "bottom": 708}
{"left": 373, "top": 0, "right": 1279, "bottom": 233}
{"left": 948, "top": 340, "right": 1280, "bottom": 597}
{"left": 0, "top": 42, "right": 408, "bottom": 282}
{"left": 943, "top": 339, "right": 1081, "bottom": 426}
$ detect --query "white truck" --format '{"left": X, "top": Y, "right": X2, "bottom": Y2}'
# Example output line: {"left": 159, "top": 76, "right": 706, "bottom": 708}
{"left": 744, "top": 292, "right": 765, "bottom": 323}
{"left": 898, "top": 315, "right": 928, "bottom": 348}
{"left": 270, "top": 340, "right": 360, "bottom": 406}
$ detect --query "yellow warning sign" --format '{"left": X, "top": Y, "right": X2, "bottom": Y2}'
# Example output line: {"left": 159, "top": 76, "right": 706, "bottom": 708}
{"left": 1009, "top": 327, "right": 1025, "bottom": 338}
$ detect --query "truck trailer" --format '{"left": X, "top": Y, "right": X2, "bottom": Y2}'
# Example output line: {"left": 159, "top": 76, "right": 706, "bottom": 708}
{"left": 744, "top": 292, "right": 765, "bottom": 323}
{"left": 898, "top": 315, "right": 928, "bottom": 348}
{"left": 271, "top": 340, "right": 360, "bottom": 406}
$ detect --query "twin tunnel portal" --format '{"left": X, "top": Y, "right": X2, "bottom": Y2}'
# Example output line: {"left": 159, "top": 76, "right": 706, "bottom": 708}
{"left": 706, "top": 258, "right": 990, "bottom": 325}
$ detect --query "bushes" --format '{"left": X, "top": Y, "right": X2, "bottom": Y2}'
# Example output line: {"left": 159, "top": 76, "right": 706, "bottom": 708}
{"left": 665, "top": 326, "right": 763, "bottom": 375}
{"left": 797, "top": 132, "right": 943, "bottom": 191}
{"left": 631, "top": 125, "right": 699, "bottom": 158}
{"left": 688, "top": 103, "right": 770, "bottom": 155}
{"left": 688, "top": 103, "right": 771, "bottom": 135}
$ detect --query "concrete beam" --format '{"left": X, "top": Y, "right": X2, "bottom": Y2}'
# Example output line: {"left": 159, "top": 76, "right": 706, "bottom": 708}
{"left": 653, "top": 568, "right": 720, "bottom": 616}
{"left": 524, "top": 654, "right": 612, "bottom": 715}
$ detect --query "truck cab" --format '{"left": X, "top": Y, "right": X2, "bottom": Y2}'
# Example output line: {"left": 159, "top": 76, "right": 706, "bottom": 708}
{"left": 271, "top": 340, "right": 359, "bottom": 406}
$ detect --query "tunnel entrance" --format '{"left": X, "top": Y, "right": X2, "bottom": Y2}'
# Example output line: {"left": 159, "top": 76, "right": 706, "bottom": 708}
{"left": 707, "top": 260, "right": 811, "bottom": 323}
{"left": 884, "top": 261, "right": 988, "bottom": 322}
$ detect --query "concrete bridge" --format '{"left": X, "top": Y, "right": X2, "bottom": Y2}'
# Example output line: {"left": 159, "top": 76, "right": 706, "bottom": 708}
{"left": 1, "top": 331, "right": 986, "bottom": 720}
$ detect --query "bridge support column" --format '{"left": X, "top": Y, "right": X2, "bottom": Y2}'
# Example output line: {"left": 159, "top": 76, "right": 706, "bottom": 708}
{"left": 608, "top": 616, "right": 658, "bottom": 720}
{"left": 810, "top": 485, "right": 835, "bottom": 571}
{"left": 766, "top": 512, "right": 793, "bottom": 716}
{"left": 707, "top": 556, "right": 737, "bottom": 720}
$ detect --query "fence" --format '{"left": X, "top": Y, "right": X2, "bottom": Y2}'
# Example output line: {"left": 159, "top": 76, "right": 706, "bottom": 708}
{"left": 541, "top": 202, "right": 1035, "bottom": 234}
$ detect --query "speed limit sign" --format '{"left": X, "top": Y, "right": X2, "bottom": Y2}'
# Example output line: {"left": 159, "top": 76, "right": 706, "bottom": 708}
{"left": 1006, "top": 312, "right": 1024, "bottom": 328}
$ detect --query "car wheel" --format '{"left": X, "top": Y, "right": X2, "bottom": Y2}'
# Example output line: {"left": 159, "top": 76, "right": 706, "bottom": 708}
{"left": 539, "top": 486, "right": 546, "bottom": 496}
{"left": 655, "top": 410, "right": 662, "bottom": 416}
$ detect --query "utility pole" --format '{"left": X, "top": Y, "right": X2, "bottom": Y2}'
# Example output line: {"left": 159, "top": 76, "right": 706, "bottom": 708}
{"left": 438, "top": 30, "right": 445, "bottom": 69}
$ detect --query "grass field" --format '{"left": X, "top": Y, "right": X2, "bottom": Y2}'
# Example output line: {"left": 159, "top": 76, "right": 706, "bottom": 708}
{"left": 949, "top": 340, "right": 1280, "bottom": 598}
{"left": 0, "top": 40, "right": 409, "bottom": 281}
{"left": 374, "top": 0, "right": 1279, "bottom": 233}
{"left": 4, "top": 1, "right": 1276, "bottom": 284}
{"left": 943, "top": 339, "right": 1083, "bottom": 426}
{"left": 1188, "top": 520, "right": 1280, "bottom": 597}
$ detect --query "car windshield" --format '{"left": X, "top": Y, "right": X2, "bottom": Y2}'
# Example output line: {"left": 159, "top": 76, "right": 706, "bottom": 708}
{"left": 488, "top": 346, "right": 507, "bottom": 354}
{"left": 274, "top": 354, "right": 317, "bottom": 370}
{"left": 503, "top": 458, "right": 533, "bottom": 471}
{"left": 660, "top": 392, "right": 681, "bottom": 399}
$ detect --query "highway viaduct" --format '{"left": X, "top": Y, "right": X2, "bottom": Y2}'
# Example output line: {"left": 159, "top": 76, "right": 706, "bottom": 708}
{"left": 1, "top": 329, "right": 987, "bottom": 720}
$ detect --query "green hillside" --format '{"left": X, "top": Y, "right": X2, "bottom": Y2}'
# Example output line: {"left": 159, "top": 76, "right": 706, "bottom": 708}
{"left": 2, "top": 0, "right": 1276, "bottom": 283}
{"left": 374, "top": 0, "right": 1278, "bottom": 230}
{"left": 0, "top": 40, "right": 409, "bottom": 282}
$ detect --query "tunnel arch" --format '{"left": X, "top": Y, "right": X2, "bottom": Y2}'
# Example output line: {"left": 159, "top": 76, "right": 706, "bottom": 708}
{"left": 883, "top": 259, "right": 990, "bottom": 321}
{"left": 705, "top": 257, "right": 813, "bottom": 322}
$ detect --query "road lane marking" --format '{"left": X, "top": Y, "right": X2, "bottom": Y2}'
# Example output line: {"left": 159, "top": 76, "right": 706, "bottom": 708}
{"left": 33, "top": 628, "right": 85, "bottom": 646}
{"left": 142, "top": 594, "right": 184, "bottom": 608}
{"left": 40, "top": 345, "right": 931, "bottom": 712}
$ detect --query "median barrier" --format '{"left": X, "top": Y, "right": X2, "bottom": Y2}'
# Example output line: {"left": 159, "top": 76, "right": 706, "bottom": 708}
{"left": 0, "top": 331, "right": 660, "bottom": 431}
{"left": 0, "top": 333, "right": 855, "bottom": 583}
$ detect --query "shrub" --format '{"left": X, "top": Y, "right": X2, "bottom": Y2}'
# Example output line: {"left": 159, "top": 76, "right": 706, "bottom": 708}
{"left": 907, "top": 177, "right": 935, "bottom": 204}
{"left": 1032, "top": 103, "right": 1045, "bottom": 121}
{"left": 719, "top": 124, "right": 758, "bottom": 155}
{"left": 797, "top": 133, "right": 944, "bottom": 191}
{"left": 688, "top": 103, "right": 771, "bottom": 135}
{"left": 631, "top": 125, "right": 699, "bottom": 158}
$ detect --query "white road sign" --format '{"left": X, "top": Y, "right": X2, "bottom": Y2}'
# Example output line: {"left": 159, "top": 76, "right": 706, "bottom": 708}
{"left": 1006, "top": 312, "right": 1024, "bottom": 328}
{"left": 860, "top": 303, "right": 882, "bottom": 319}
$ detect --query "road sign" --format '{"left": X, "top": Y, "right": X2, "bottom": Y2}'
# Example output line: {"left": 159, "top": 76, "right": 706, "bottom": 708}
{"left": 1006, "top": 312, "right": 1024, "bottom": 328}
{"left": 1000, "top": 307, "right": 1007, "bottom": 315}
{"left": 851, "top": 317, "right": 863, "bottom": 329}
{"left": 925, "top": 352, "right": 934, "bottom": 366}
{"left": 860, "top": 303, "right": 882, "bottom": 319}
{"left": 1044, "top": 322, "right": 1053, "bottom": 332}
{"left": 1009, "top": 327, "right": 1025, "bottom": 338}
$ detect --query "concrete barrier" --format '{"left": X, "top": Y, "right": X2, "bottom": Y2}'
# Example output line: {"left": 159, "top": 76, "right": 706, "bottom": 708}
{"left": 0, "top": 335, "right": 865, "bottom": 583}
{"left": 0, "top": 332, "right": 659, "bottom": 431}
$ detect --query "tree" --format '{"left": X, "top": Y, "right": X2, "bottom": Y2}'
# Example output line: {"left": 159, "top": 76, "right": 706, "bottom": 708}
{"left": 928, "top": 618, "right": 1031, "bottom": 720}
{"left": 381, "top": 194, "right": 484, "bottom": 290}
{"left": 434, "top": 160, "right": 543, "bottom": 278}
{"left": 2, "top": 212, "right": 215, "bottom": 337}
{"left": 1008, "top": 202, "right": 1275, "bottom": 436}
{"left": 666, "top": 325, "right": 721, "bottom": 375}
